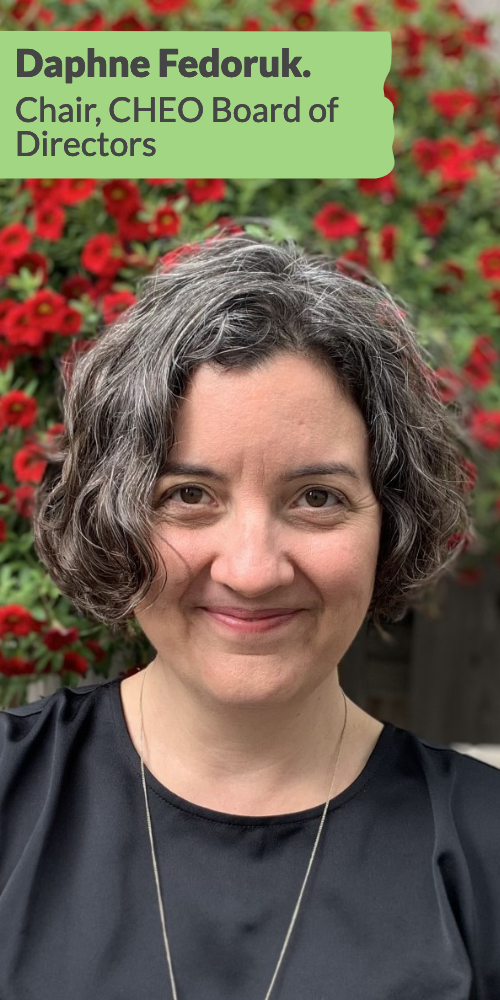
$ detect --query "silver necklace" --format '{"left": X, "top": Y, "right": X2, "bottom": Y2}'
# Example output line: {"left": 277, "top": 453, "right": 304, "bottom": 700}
{"left": 139, "top": 666, "right": 348, "bottom": 1000}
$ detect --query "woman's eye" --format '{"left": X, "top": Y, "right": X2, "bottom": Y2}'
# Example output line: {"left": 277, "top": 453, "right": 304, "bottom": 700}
{"left": 295, "top": 488, "right": 345, "bottom": 510}
{"left": 164, "top": 486, "right": 210, "bottom": 505}
{"left": 162, "top": 486, "right": 346, "bottom": 510}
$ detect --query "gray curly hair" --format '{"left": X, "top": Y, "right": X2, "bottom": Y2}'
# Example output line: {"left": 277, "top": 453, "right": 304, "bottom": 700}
{"left": 32, "top": 232, "right": 474, "bottom": 636}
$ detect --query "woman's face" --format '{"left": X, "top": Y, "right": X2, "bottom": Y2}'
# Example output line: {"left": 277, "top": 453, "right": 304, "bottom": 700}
{"left": 135, "top": 352, "right": 382, "bottom": 706}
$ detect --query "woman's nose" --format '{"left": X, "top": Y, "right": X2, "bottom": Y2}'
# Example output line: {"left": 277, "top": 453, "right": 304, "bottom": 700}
{"left": 208, "top": 514, "right": 295, "bottom": 595}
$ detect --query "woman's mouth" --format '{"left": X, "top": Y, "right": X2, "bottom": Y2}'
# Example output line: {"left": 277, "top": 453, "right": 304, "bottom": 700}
{"left": 200, "top": 609, "right": 302, "bottom": 633}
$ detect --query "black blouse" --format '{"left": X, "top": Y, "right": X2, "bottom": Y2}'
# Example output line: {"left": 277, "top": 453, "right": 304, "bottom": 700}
{"left": 1, "top": 676, "right": 500, "bottom": 1000}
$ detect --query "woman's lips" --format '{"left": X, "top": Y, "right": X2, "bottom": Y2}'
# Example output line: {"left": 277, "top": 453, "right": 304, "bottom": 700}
{"left": 201, "top": 609, "right": 301, "bottom": 633}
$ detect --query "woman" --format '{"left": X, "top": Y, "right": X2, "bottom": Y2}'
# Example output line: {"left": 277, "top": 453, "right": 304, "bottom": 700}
{"left": 1, "top": 233, "right": 499, "bottom": 1000}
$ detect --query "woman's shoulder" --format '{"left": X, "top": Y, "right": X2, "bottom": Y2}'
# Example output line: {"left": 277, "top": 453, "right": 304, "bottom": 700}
{"left": 401, "top": 724, "right": 500, "bottom": 785}
{"left": 0, "top": 679, "right": 112, "bottom": 762}
{"left": 1, "top": 678, "right": 107, "bottom": 717}
{"left": 393, "top": 723, "right": 500, "bottom": 857}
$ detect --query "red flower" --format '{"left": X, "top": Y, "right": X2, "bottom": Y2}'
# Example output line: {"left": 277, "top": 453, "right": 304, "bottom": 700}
{"left": 0, "top": 223, "right": 32, "bottom": 259}
{"left": 146, "top": 179, "right": 176, "bottom": 186}
{"left": 3, "top": 303, "right": 48, "bottom": 350}
{"left": 412, "top": 138, "right": 440, "bottom": 174}
{"left": 456, "top": 568, "right": 483, "bottom": 586}
{"left": 430, "top": 88, "right": 478, "bottom": 121}
{"left": 415, "top": 202, "right": 447, "bottom": 237}
{"left": 92, "top": 276, "right": 115, "bottom": 298}
{"left": 46, "top": 422, "right": 65, "bottom": 439}
{"left": 384, "top": 82, "right": 400, "bottom": 112}
{"left": 396, "top": 24, "right": 428, "bottom": 58}
{"left": 241, "top": 17, "right": 261, "bottom": 28}
{"left": 110, "top": 14, "right": 146, "bottom": 29}
{"left": 435, "top": 260, "right": 466, "bottom": 294}
{"left": 463, "top": 20, "right": 490, "bottom": 47}
{"left": 447, "top": 531, "right": 473, "bottom": 553}
{"left": 12, "top": 442, "right": 48, "bottom": 483}
{"left": 81, "top": 234, "right": 124, "bottom": 276}
{"left": 153, "top": 204, "right": 182, "bottom": 238}
{"left": 28, "top": 289, "right": 66, "bottom": 331}
{"left": 25, "top": 178, "right": 65, "bottom": 205}
{"left": 292, "top": 9, "right": 316, "bottom": 28}
{"left": 435, "top": 138, "right": 477, "bottom": 184}
{"left": 61, "top": 274, "right": 93, "bottom": 301}
{"left": 116, "top": 209, "right": 154, "bottom": 242}
{"left": 59, "top": 339, "right": 95, "bottom": 390}
{"left": 463, "top": 360, "right": 493, "bottom": 391}
{"left": 160, "top": 243, "right": 200, "bottom": 270}
{"left": 0, "top": 390, "right": 37, "bottom": 431}
{"left": 469, "top": 409, "right": 500, "bottom": 449}
{"left": 0, "top": 656, "right": 36, "bottom": 677}
{"left": 118, "top": 665, "right": 145, "bottom": 679}
{"left": 34, "top": 204, "right": 66, "bottom": 241}
{"left": 478, "top": 246, "right": 500, "bottom": 281}
{"left": 85, "top": 638, "right": 106, "bottom": 663}
{"left": 214, "top": 216, "right": 244, "bottom": 236}
{"left": 438, "top": 31, "right": 465, "bottom": 59}
{"left": 0, "top": 342, "right": 16, "bottom": 371}
{"left": 59, "top": 307, "right": 83, "bottom": 337}
{"left": 0, "top": 251, "right": 15, "bottom": 279}
{"left": 0, "top": 518, "right": 6, "bottom": 543}
{"left": 185, "top": 179, "right": 226, "bottom": 204}
{"left": 101, "top": 291, "right": 137, "bottom": 324}
{"left": 400, "top": 61, "right": 424, "bottom": 79}
{"left": 462, "top": 458, "right": 478, "bottom": 493}
{"left": 12, "top": 251, "right": 49, "bottom": 283}
{"left": 14, "top": 486, "right": 35, "bottom": 519}
{"left": 0, "top": 298, "right": 15, "bottom": 331}
{"left": 145, "top": 0, "right": 190, "bottom": 10}
{"left": 469, "top": 334, "right": 499, "bottom": 367}
{"left": 61, "top": 179, "right": 96, "bottom": 204}
{"left": 351, "top": 3, "right": 376, "bottom": 29}
{"left": 379, "top": 224, "right": 397, "bottom": 261}
{"left": 438, "top": 1, "right": 464, "bottom": 16}
{"left": 38, "top": 7, "right": 55, "bottom": 23}
{"left": 73, "top": 12, "right": 106, "bottom": 28}
{"left": 313, "top": 202, "right": 363, "bottom": 240}
{"left": 0, "top": 604, "right": 42, "bottom": 637}
{"left": 271, "top": 0, "right": 314, "bottom": 14}
{"left": 442, "top": 261, "right": 465, "bottom": 281}
{"left": 469, "top": 131, "right": 500, "bottom": 164}
{"left": 0, "top": 483, "right": 13, "bottom": 504}
{"left": 336, "top": 247, "right": 370, "bottom": 275}
{"left": 394, "top": 0, "right": 419, "bottom": 9}
{"left": 13, "top": 484, "right": 36, "bottom": 518}
{"left": 62, "top": 651, "right": 89, "bottom": 675}
{"left": 463, "top": 336, "right": 499, "bottom": 390}
{"left": 433, "top": 367, "right": 463, "bottom": 404}
{"left": 11, "top": 0, "right": 37, "bottom": 20}
{"left": 102, "top": 180, "right": 142, "bottom": 218}
{"left": 42, "top": 626, "right": 80, "bottom": 651}
{"left": 357, "top": 172, "right": 398, "bottom": 201}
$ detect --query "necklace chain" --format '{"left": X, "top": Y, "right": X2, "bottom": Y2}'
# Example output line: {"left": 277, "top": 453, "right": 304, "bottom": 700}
{"left": 139, "top": 666, "right": 348, "bottom": 1000}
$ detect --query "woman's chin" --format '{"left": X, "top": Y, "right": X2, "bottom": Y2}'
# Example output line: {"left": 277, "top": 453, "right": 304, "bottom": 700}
{"left": 191, "top": 659, "right": 317, "bottom": 707}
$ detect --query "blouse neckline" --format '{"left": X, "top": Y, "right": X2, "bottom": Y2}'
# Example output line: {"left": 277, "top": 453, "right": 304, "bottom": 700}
{"left": 107, "top": 674, "right": 395, "bottom": 827}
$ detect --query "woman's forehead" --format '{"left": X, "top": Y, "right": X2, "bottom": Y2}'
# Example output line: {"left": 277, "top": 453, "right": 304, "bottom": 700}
{"left": 176, "top": 356, "right": 360, "bottom": 425}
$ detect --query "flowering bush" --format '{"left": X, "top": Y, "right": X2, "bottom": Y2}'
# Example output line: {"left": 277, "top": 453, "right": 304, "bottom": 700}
{"left": 1, "top": 0, "right": 500, "bottom": 705}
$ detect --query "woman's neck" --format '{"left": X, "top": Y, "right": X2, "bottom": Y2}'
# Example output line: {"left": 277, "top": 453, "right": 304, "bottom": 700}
{"left": 119, "top": 660, "right": 383, "bottom": 816}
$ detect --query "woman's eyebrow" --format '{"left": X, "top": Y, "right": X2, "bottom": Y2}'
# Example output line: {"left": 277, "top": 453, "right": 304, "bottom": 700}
{"left": 160, "top": 462, "right": 362, "bottom": 484}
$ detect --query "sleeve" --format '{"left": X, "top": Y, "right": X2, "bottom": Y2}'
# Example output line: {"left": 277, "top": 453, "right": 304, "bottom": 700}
{"left": 449, "top": 750, "right": 500, "bottom": 1000}
{"left": 0, "top": 698, "right": 53, "bottom": 896}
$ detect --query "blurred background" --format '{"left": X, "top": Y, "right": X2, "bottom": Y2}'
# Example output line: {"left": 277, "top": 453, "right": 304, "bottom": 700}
{"left": 0, "top": 0, "right": 499, "bottom": 756}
